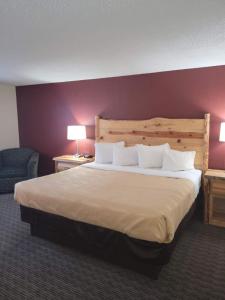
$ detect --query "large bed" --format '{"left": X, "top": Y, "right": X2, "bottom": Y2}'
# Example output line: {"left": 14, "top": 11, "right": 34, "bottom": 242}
{"left": 15, "top": 114, "right": 210, "bottom": 279}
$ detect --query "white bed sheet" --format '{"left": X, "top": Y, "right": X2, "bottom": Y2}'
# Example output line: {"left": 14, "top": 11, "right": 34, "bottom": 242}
{"left": 82, "top": 162, "right": 202, "bottom": 196}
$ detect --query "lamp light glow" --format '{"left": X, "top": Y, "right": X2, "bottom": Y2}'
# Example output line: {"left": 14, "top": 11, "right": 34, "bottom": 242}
{"left": 219, "top": 122, "right": 225, "bottom": 142}
{"left": 67, "top": 125, "right": 86, "bottom": 157}
{"left": 67, "top": 125, "right": 86, "bottom": 140}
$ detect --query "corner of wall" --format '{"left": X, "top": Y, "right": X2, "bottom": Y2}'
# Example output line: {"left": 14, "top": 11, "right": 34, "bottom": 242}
{"left": 0, "top": 83, "right": 19, "bottom": 150}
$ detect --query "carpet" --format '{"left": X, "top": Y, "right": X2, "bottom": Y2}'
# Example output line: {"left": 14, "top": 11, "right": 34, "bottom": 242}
{"left": 1, "top": 194, "right": 225, "bottom": 300}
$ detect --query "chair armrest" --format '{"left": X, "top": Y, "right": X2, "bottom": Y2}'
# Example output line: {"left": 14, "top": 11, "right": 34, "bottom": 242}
{"left": 27, "top": 152, "right": 39, "bottom": 178}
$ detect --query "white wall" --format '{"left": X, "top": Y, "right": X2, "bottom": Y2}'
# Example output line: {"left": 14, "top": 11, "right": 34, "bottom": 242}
{"left": 0, "top": 83, "right": 19, "bottom": 150}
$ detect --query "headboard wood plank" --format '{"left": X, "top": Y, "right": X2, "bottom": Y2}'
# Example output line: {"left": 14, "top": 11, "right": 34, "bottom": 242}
{"left": 95, "top": 114, "right": 210, "bottom": 171}
{"left": 108, "top": 130, "right": 204, "bottom": 139}
{"left": 97, "top": 118, "right": 205, "bottom": 132}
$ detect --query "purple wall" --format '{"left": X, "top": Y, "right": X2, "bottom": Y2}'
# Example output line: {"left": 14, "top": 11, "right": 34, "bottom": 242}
{"left": 16, "top": 66, "right": 225, "bottom": 175}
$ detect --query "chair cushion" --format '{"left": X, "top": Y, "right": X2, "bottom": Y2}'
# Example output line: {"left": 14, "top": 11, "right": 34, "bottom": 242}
{"left": 0, "top": 167, "right": 27, "bottom": 178}
{"left": 1, "top": 148, "right": 34, "bottom": 168}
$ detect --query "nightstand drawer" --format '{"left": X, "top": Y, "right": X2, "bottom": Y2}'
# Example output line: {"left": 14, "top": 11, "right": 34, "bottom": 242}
{"left": 53, "top": 155, "right": 94, "bottom": 173}
{"left": 209, "top": 195, "right": 225, "bottom": 227}
{"left": 211, "top": 179, "right": 225, "bottom": 196}
{"left": 57, "top": 162, "right": 77, "bottom": 172}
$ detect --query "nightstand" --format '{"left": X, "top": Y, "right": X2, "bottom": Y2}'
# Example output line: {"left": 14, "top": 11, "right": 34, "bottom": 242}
{"left": 53, "top": 155, "right": 94, "bottom": 173}
{"left": 204, "top": 169, "right": 225, "bottom": 227}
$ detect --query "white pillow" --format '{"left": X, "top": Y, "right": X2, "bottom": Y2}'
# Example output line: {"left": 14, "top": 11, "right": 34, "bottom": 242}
{"left": 113, "top": 145, "right": 138, "bottom": 166}
{"left": 162, "top": 149, "right": 196, "bottom": 171}
{"left": 137, "top": 143, "right": 170, "bottom": 168}
{"left": 95, "top": 141, "right": 124, "bottom": 163}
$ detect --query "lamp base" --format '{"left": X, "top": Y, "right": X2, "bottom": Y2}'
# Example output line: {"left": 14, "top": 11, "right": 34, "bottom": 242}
{"left": 73, "top": 153, "right": 82, "bottom": 158}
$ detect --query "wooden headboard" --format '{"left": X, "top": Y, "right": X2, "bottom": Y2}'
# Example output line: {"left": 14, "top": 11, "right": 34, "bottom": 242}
{"left": 95, "top": 114, "right": 210, "bottom": 171}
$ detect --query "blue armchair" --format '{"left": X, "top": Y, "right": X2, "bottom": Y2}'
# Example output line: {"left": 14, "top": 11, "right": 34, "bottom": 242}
{"left": 0, "top": 148, "right": 39, "bottom": 194}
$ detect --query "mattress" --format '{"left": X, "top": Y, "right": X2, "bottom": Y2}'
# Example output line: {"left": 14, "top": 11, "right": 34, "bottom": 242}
{"left": 14, "top": 165, "right": 200, "bottom": 243}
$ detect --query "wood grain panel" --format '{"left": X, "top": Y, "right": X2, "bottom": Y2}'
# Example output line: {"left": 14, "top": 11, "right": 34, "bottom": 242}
{"left": 108, "top": 130, "right": 204, "bottom": 139}
{"left": 95, "top": 114, "right": 210, "bottom": 171}
{"left": 211, "top": 179, "right": 225, "bottom": 196}
{"left": 98, "top": 118, "right": 205, "bottom": 132}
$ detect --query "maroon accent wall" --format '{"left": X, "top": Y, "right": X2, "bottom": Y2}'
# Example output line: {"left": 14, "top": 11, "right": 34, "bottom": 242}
{"left": 16, "top": 66, "right": 225, "bottom": 175}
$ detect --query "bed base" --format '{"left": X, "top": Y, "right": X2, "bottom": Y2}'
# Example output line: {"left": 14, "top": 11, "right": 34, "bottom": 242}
{"left": 20, "top": 200, "right": 196, "bottom": 280}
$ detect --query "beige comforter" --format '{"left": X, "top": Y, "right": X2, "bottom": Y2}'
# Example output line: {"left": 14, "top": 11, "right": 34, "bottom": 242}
{"left": 15, "top": 166, "right": 196, "bottom": 243}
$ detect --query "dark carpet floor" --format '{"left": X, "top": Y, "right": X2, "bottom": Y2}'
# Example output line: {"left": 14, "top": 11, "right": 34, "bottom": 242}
{"left": 1, "top": 194, "right": 225, "bottom": 300}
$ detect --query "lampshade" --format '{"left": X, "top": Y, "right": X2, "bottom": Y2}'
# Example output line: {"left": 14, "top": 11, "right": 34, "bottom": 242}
{"left": 219, "top": 122, "right": 225, "bottom": 142}
{"left": 67, "top": 125, "right": 86, "bottom": 140}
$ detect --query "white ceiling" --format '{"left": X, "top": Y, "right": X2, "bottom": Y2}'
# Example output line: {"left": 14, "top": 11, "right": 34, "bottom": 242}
{"left": 1, "top": 0, "right": 225, "bottom": 86}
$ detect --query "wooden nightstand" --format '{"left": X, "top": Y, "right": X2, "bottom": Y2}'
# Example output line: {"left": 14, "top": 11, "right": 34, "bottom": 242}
{"left": 53, "top": 155, "right": 94, "bottom": 173}
{"left": 204, "top": 169, "right": 225, "bottom": 227}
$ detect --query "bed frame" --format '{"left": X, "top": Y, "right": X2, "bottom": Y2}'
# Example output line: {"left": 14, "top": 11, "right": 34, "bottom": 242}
{"left": 20, "top": 114, "right": 210, "bottom": 279}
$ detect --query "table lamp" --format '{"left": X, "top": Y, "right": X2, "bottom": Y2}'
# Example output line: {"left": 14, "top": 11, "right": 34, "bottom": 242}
{"left": 67, "top": 125, "right": 86, "bottom": 157}
{"left": 219, "top": 122, "right": 225, "bottom": 142}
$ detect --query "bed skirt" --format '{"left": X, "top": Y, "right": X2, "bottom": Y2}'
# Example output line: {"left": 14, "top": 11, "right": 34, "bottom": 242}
{"left": 20, "top": 200, "right": 197, "bottom": 279}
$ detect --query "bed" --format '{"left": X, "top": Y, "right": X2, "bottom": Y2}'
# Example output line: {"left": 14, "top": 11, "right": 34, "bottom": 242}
{"left": 15, "top": 114, "right": 210, "bottom": 279}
